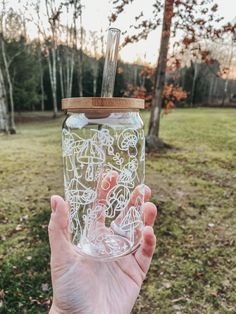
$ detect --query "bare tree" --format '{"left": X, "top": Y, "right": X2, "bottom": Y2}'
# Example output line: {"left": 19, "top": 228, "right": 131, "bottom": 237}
{"left": 221, "top": 42, "right": 234, "bottom": 106}
{"left": 45, "top": 0, "right": 63, "bottom": 117}
{"left": 90, "top": 31, "right": 99, "bottom": 96}
{"left": 0, "top": 5, "right": 24, "bottom": 133}
{"left": 190, "top": 61, "right": 200, "bottom": 106}
{"left": 78, "top": 6, "right": 83, "bottom": 97}
{"left": 35, "top": 2, "right": 45, "bottom": 111}
{"left": 0, "top": 37, "right": 15, "bottom": 132}
{"left": 58, "top": 0, "right": 82, "bottom": 99}
{"left": 146, "top": 0, "right": 174, "bottom": 148}
{"left": 0, "top": 64, "right": 8, "bottom": 132}
{"left": 39, "top": 48, "right": 45, "bottom": 111}
{"left": 110, "top": 0, "right": 229, "bottom": 150}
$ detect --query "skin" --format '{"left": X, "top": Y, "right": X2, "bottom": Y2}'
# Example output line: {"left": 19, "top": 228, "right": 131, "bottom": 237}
{"left": 48, "top": 185, "right": 157, "bottom": 314}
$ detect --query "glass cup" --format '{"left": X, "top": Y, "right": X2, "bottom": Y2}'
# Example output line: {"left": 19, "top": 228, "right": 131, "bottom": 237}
{"left": 62, "top": 97, "right": 145, "bottom": 261}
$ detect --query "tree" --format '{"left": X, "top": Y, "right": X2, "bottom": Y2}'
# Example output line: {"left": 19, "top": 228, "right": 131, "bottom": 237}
{"left": 220, "top": 42, "right": 234, "bottom": 106}
{"left": 178, "top": 59, "right": 221, "bottom": 105}
{"left": 147, "top": 0, "right": 174, "bottom": 149}
{"left": 12, "top": 38, "right": 41, "bottom": 111}
{"left": 78, "top": 7, "right": 84, "bottom": 97}
{"left": 89, "top": 31, "right": 99, "bottom": 96}
{"left": 0, "top": 5, "right": 25, "bottom": 133}
{"left": 0, "top": 64, "right": 8, "bottom": 132}
{"left": 0, "top": 2, "right": 8, "bottom": 133}
{"left": 0, "top": 33, "right": 15, "bottom": 133}
{"left": 110, "top": 0, "right": 231, "bottom": 150}
{"left": 58, "top": 0, "right": 82, "bottom": 99}
{"left": 45, "top": 0, "right": 62, "bottom": 117}
{"left": 35, "top": 2, "right": 46, "bottom": 111}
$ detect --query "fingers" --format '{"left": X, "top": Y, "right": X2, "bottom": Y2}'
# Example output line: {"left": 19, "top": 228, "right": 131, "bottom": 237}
{"left": 95, "top": 171, "right": 118, "bottom": 223}
{"left": 129, "top": 185, "right": 151, "bottom": 206}
{"left": 112, "top": 185, "right": 152, "bottom": 227}
{"left": 134, "top": 226, "right": 156, "bottom": 275}
{"left": 143, "top": 202, "right": 157, "bottom": 226}
{"left": 97, "top": 171, "right": 118, "bottom": 203}
{"left": 48, "top": 195, "right": 71, "bottom": 260}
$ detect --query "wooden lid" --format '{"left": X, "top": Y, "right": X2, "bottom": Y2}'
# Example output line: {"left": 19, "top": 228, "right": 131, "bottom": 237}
{"left": 62, "top": 97, "right": 144, "bottom": 111}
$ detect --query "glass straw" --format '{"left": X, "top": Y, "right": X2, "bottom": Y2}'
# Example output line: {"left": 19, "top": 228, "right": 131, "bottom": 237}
{"left": 101, "top": 28, "right": 121, "bottom": 97}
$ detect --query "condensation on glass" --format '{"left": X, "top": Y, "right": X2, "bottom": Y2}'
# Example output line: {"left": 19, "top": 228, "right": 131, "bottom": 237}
{"left": 62, "top": 97, "right": 145, "bottom": 261}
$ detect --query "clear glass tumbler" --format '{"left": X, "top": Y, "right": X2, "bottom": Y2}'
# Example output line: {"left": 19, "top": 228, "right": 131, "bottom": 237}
{"left": 62, "top": 97, "right": 145, "bottom": 261}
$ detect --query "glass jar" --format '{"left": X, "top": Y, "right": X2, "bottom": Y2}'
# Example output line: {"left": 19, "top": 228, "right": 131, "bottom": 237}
{"left": 62, "top": 97, "right": 145, "bottom": 261}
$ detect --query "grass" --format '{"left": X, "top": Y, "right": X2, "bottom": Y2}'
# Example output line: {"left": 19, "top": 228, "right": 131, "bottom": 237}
{"left": 0, "top": 108, "right": 236, "bottom": 313}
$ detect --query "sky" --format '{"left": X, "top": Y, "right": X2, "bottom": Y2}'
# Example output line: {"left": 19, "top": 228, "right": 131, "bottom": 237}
{"left": 4, "top": 0, "right": 236, "bottom": 65}
{"left": 81, "top": 0, "right": 236, "bottom": 64}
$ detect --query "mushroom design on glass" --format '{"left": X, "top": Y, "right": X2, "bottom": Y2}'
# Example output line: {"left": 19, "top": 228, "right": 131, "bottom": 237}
{"left": 118, "top": 129, "right": 139, "bottom": 157}
{"left": 116, "top": 205, "right": 143, "bottom": 244}
{"left": 117, "top": 158, "right": 138, "bottom": 188}
{"left": 62, "top": 129, "right": 79, "bottom": 174}
{"left": 105, "top": 184, "right": 130, "bottom": 218}
{"left": 96, "top": 129, "right": 114, "bottom": 155}
{"left": 66, "top": 177, "right": 97, "bottom": 206}
{"left": 75, "top": 138, "right": 105, "bottom": 182}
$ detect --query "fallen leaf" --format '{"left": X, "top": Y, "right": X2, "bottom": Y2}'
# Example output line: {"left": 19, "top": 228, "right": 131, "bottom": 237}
{"left": 0, "top": 290, "right": 5, "bottom": 299}
{"left": 20, "top": 215, "right": 28, "bottom": 222}
{"left": 162, "top": 280, "right": 172, "bottom": 289}
{"left": 208, "top": 223, "right": 215, "bottom": 228}
{"left": 15, "top": 224, "right": 23, "bottom": 231}
{"left": 41, "top": 283, "right": 49, "bottom": 291}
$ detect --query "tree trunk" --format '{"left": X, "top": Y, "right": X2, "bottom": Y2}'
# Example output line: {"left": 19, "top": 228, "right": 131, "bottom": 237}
{"left": 208, "top": 75, "right": 215, "bottom": 105}
{"left": 40, "top": 57, "right": 45, "bottom": 111}
{"left": 92, "top": 61, "right": 98, "bottom": 96}
{"left": 93, "top": 75, "right": 97, "bottom": 96}
{"left": 45, "top": 0, "right": 59, "bottom": 118}
{"left": 47, "top": 46, "right": 58, "bottom": 118}
{"left": 213, "top": 76, "right": 219, "bottom": 104}
{"left": 0, "top": 64, "right": 9, "bottom": 133}
{"left": 1, "top": 37, "right": 16, "bottom": 133}
{"left": 78, "top": 14, "right": 83, "bottom": 97}
{"left": 52, "top": 46, "right": 58, "bottom": 117}
{"left": 58, "top": 50, "right": 65, "bottom": 99}
{"left": 65, "top": 48, "right": 74, "bottom": 98}
{"left": 190, "top": 62, "right": 199, "bottom": 106}
{"left": 146, "top": 0, "right": 174, "bottom": 150}
{"left": 221, "top": 79, "right": 228, "bottom": 106}
{"left": 221, "top": 44, "right": 233, "bottom": 106}
{"left": 69, "top": 54, "right": 74, "bottom": 97}
{"left": 133, "top": 66, "right": 137, "bottom": 86}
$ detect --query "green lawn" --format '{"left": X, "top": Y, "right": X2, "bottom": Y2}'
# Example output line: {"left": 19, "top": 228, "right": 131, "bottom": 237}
{"left": 0, "top": 109, "right": 236, "bottom": 313}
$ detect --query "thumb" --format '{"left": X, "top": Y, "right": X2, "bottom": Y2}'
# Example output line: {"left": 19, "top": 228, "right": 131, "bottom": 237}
{"left": 48, "top": 195, "right": 71, "bottom": 261}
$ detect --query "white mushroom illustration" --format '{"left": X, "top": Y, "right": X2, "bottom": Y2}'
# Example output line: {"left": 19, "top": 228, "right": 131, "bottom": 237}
{"left": 66, "top": 177, "right": 97, "bottom": 206}
{"left": 75, "top": 138, "right": 105, "bottom": 181}
{"left": 105, "top": 184, "right": 130, "bottom": 218}
{"left": 117, "top": 158, "right": 138, "bottom": 187}
{"left": 96, "top": 129, "right": 114, "bottom": 155}
{"left": 116, "top": 206, "right": 143, "bottom": 244}
{"left": 117, "top": 128, "right": 139, "bottom": 157}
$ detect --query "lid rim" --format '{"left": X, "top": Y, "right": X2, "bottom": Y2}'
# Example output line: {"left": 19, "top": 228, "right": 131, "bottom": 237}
{"left": 61, "top": 97, "right": 145, "bottom": 110}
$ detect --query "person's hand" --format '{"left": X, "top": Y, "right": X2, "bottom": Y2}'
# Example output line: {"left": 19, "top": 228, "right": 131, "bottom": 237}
{"left": 48, "top": 187, "right": 157, "bottom": 314}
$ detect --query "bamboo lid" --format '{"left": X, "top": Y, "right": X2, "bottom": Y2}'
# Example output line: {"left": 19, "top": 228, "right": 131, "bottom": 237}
{"left": 62, "top": 97, "right": 144, "bottom": 111}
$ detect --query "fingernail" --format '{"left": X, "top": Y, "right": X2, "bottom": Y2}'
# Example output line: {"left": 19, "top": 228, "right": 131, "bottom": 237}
{"left": 51, "top": 196, "right": 57, "bottom": 212}
{"left": 144, "top": 185, "right": 151, "bottom": 200}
